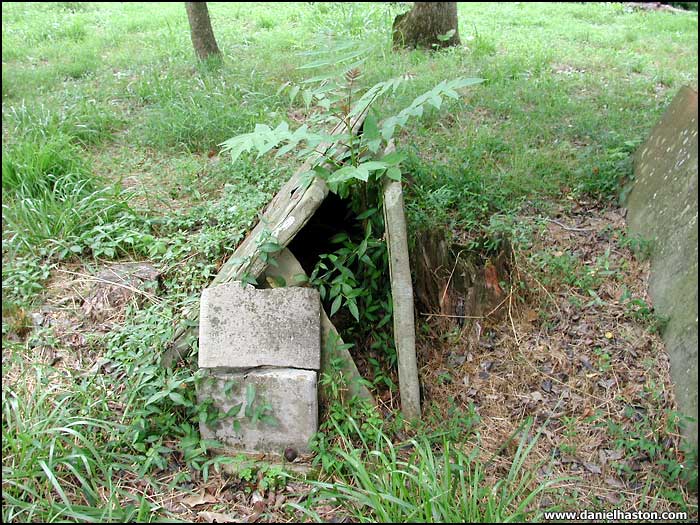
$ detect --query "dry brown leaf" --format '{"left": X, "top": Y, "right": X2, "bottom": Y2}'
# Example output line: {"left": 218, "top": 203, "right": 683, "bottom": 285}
{"left": 183, "top": 489, "right": 217, "bottom": 508}
{"left": 529, "top": 391, "right": 544, "bottom": 403}
{"left": 198, "top": 511, "right": 241, "bottom": 523}
{"left": 525, "top": 309, "right": 538, "bottom": 323}
{"left": 583, "top": 462, "right": 602, "bottom": 475}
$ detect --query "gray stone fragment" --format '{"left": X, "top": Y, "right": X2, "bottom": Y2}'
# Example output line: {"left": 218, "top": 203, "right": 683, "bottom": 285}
{"left": 198, "top": 284, "right": 320, "bottom": 369}
{"left": 626, "top": 86, "right": 698, "bottom": 446}
{"left": 198, "top": 368, "right": 318, "bottom": 453}
{"left": 82, "top": 263, "right": 160, "bottom": 322}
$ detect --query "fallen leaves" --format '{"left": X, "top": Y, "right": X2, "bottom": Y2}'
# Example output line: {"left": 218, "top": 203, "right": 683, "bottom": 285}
{"left": 183, "top": 489, "right": 218, "bottom": 508}
{"left": 582, "top": 462, "right": 602, "bottom": 475}
{"left": 198, "top": 511, "right": 240, "bottom": 523}
{"left": 418, "top": 200, "right": 692, "bottom": 516}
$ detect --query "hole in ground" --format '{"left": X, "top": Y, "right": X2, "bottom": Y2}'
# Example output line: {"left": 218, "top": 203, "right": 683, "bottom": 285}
{"left": 286, "top": 193, "right": 395, "bottom": 394}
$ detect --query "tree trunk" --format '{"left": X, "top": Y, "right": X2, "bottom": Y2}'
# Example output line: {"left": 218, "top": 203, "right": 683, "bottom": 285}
{"left": 185, "top": 2, "right": 220, "bottom": 60}
{"left": 393, "top": 2, "right": 460, "bottom": 49}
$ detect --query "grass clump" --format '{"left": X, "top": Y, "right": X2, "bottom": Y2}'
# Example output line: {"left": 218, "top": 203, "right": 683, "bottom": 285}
{"left": 2, "top": 356, "right": 159, "bottom": 523}
{"left": 2, "top": 135, "right": 91, "bottom": 197}
{"left": 1, "top": 138, "right": 135, "bottom": 260}
{"left": 299, "top": 416, "right": 558, "bottom": 523}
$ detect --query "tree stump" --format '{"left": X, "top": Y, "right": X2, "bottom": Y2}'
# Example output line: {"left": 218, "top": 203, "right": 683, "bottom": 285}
{"left": 412, "top": 229, "right": 511, "bottom": 329}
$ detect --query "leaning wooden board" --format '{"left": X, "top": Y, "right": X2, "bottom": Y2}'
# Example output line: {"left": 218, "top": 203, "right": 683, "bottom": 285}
{"left": 165, "top": 109, "right": 369, "bottom": 365}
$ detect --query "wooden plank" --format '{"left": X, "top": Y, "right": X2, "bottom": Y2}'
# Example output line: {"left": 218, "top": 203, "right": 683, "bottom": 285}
{"left": 165, "top": 110, "right": 369, "bottom": 365}
{"left": 382, "top": 142, "right": 421, "bottom": 419}
{"left": 263, "top": 248, "right": 374, "bottom": 405}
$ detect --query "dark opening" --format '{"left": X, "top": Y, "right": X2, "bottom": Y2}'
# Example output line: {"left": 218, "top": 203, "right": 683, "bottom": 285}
{"left": 287, "top": 192, "right": 361, "bottom": 275}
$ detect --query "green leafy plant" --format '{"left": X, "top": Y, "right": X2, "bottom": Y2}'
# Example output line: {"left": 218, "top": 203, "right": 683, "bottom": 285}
{"left": 221, "top": 75, "right": 482, "bottom": 200}
{"left": 601, "top": 408, "right": 696, "bottom": 509}
{"left": 1, "top": 256, "right": 51, "bottom": 305}
{"left": 196, "top": 374, "right": 278, "bottom": 436}
{"left": 622, "top": 295, "right": 669, "bottom": 334}
{"left": 222, "top": 67, "right": 481, "bottom": 393}
{"left": 243, "top": 383, "right": 278, "bottom": 427}
{"left": 619, "top": 232, "right": 654, "bottom": 261}
{"left": 530, "top": 249, "right": 604, "bottom": 294}
{"left": 223, "top": 455, "right": 289, "bottom": 494}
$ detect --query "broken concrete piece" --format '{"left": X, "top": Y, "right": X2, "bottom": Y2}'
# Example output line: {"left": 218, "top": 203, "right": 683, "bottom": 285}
{"left": 82, "top": 262, "right": 160, "bottom": 322}
{"left": 198, "top": 284, "right": 321, "bottom": 370}
{"left": 198, "top": 368, "right": 318, "bottom": 453}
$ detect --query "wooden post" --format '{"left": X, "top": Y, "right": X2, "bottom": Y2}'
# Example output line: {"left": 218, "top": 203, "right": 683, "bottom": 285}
{"left": 382, "top": 143, "right": 421, "bottom": 419}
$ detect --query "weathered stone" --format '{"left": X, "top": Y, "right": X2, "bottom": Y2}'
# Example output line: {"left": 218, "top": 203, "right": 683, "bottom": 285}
{"left": 626, "top": 86, "right": 698, "bottom": 446}
{"left": 198, "top": 368, "right": 318, "bottom": 453}
{"left": 198, "top": 284, "right": 321, "bottom": 370}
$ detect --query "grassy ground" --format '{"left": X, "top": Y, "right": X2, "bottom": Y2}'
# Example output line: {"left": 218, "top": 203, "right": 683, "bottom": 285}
{"left": 2, "top": 2, "right": 698, "bottom": 522}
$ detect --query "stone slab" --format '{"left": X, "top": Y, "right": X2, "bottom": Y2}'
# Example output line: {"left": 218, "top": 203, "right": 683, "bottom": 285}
{"left": 198, "top": 284, "right": 321, "bottom": 369}
{"left": 626, "top": 86, "right": 698, "bottom": 446}
{"left": 198, "top": 368, "right": 318, "bottom": 454}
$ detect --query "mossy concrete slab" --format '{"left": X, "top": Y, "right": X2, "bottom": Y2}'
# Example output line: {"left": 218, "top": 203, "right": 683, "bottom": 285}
{"left": 626, "top": 86, "right": 698, "bottom": 445}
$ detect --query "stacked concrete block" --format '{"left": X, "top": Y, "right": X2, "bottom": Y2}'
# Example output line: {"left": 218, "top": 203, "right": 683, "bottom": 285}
{"left": 197, "top": 283, "right": 321, "bottom": 454}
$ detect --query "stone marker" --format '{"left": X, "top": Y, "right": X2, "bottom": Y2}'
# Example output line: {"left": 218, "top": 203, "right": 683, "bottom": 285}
{"left": 198, "top": 368, "right": 318, "bottom": 453}
{"left": 198, "top": 284, "right": 321, "bottom": 370}
{"left": 626, "top": 86, "right": 698, "bottom": 446}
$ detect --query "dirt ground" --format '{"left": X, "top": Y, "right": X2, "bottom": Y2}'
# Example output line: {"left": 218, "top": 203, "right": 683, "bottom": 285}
{"left": 419, "top": 199, "right": 697, "bottom": 517}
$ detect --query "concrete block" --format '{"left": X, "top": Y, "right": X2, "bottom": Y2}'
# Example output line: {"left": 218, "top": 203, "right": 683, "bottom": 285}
{"left": 198, "top": 283, "right": 321, "bottom": 369}
{"left": 198, "top": 368, "right": 318, "bottom": 453}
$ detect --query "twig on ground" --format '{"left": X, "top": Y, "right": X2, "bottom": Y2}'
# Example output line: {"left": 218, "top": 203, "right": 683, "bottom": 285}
{"left": 543, "top": 218, "right": 595, "bottom": 233}
{"left": 440, "top": 248, "right": 467, "bottom": 308}
{"left": 420, "top": 293, "right": 510, "bottom": 320}
{"left": 56, "top": 268, "right": 162, "bottom": 304}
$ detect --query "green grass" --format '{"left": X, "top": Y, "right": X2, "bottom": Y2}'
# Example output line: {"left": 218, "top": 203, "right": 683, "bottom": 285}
{"left": 298, "top": 416, "right": 562, "bottom": 523}
{"left": 1, "top": 134, "right": 138, "bottom": 260}
{"left": 2, "top": 359, "right": 153, "bottom": 522}
{"left": 2, "top": 2, "right": 698, "bottom": 522}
